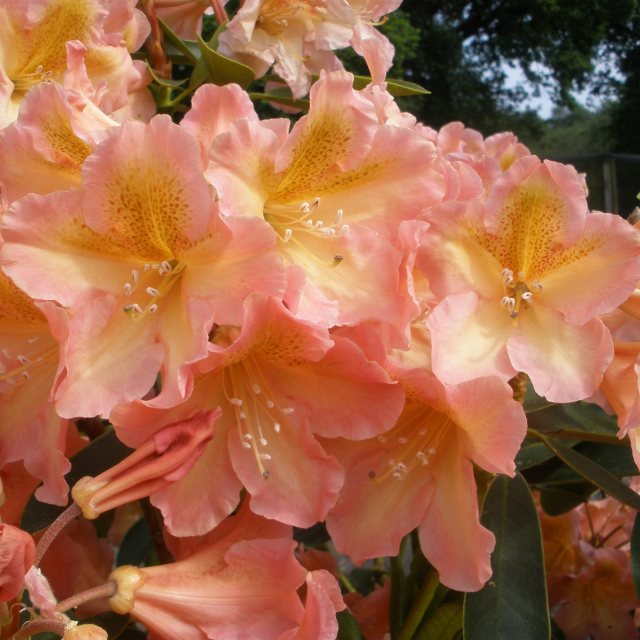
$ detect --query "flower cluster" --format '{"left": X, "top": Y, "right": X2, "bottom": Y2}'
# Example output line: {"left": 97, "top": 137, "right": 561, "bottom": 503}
{"left": 1, "top": 1, "right": 640, "bottom": 639}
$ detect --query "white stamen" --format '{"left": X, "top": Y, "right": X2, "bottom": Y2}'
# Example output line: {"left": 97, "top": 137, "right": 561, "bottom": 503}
{"left": 260, "top": 453, "right": 272, "bottom": 461}
{"left": 148, "top": 304, "right": 158, "bottom": 314}
{"left": 259, "top": 437, "right": 268, "bottom": 446}
{"left": 283, "top": 228, "right": 293, "bottom": 242}
{"left": 266, "top": 400, "right": 275, "bottom": 409}
{"left": 146, "top": 286, "right": 160, "bottom": 297}
{"left": 251, "top": 383, "right": 261, "bottom": 394}
{"left": 281, "top": 407, "right": 294, "bottom": 415}
{"left": 17, "top": 355, "right": 30, "bottom": 365}
{"left": 428, "top": 447, "right": 436, "bottom": 454}
{"left": 124, "top": 283, "right": 133, "bottom": 296}
{"left": 131, "top": 270, "right": 139, "bottom": 285}
{"left": 274, "top": 422, "right": 281, "bottom": 433}
{"left": 239, "top": 411, "right": 247, "bottom": 420}
{"left": 521, "top": 291, "right": 533, "bottom": 301}
{"left": 229, "top": 398, "right": 243, "bottom": 406}
{"left": 398, "top": 437, "right": 408, "bottom": 444}
{"left": 242, "top": 441, "right": 252, "bottom": 449}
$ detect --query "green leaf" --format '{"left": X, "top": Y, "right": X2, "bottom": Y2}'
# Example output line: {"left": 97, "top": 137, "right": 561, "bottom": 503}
{"left": 523, "top": 385, "right": 555, "bottom": 414}
{"left": 535, "top": 432, "right": 640, "bottom": 510}
{"left": 158, "top": 18, "right": 199, "bottom": 64}
{"left": 192, "top": 31, "right": 255, "bottom": 89}
{"left": 416, "top": 602, "right": 462, "bottom": 640}
{"left": 351, "top": 75, "right": 430, "bottom": 96}
{"left": 516, "top": 439, "right": 557, "bottom": 470}
{"left": 147, "top": 63, "right": 188, "bottom": 89}
{"left": 630, "top": 512, "right": 640, "bottom": 599}
{"left": 463, "top": 473, "right": 550, "bottom": 640}
{"left": 249, "top": 91, "right": 310, "bottom": 112}
{"left": 21, "top": 430, "right": 133, "bottom": 533}
{"left": 539, "top": 484, "right": 596, "bottom": 515}
{"left": 336, "top": 610, "right": 365, "bottom": 640}
{"left": 527, "top": 401, "right": 618, "bottom": 438}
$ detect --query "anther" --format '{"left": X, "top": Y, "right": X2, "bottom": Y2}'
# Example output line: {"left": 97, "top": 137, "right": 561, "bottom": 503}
{"left": 229, "top": 398, "right": 243, "bottom": 406}
{"left": 251, "top": 383, "right": 261, "bottom": 394}
{"left": 266, "top": 400, "right": 275, "bottom": 409}
{"left": 259, "top": 437, "right": 268, "bottom": 446}
{"left": 17, "top": 355, "right": 30, "bottom": 365}
{"left": 148, "top": 304, "right": 158, "bottom": 314}
{"left": 131, "top": 270, "right": 139, "bottom": 284}
{"left": 521, "top": 292, "right": 533, "bottom": 301}
{"left": 281, "top": 407, "right": 294, "bottom": 415}
{"left": 146, "top": 287, "right": 160, "bottom": 297}
{"left": 239, "top": 411, "right": 247, "bottom": 420}
{"left": 283, "top": 228, "right": 293, "bottom": 242}
{"left": 273, "top": 423, "right": 281, "bottom": 433}
{"left": 260, "top": 453, "right": 272, "bottom": 461}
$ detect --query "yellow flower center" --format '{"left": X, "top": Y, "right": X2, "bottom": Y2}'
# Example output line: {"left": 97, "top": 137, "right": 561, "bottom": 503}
{"left": 121, "top": 259, "right": 186, "bottom": 320}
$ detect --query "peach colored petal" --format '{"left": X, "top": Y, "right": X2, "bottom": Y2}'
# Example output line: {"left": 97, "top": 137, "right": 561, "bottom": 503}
{"left": 326, "top": 446, "right": 433, "bottom": 564}
{"left": 417, "top": 440, "right": 495, "bottom": 592}
{"left": 538, "top": 211, "right": 640, "bottom": 324}
{"left": 507, "top": 307, "right": 613, "bottom": 402}
{"left": 82, "top": 115, "right": 213, "bottom": 254}
{"left": 427, "top": 291, "right": 516, "bottom": 384}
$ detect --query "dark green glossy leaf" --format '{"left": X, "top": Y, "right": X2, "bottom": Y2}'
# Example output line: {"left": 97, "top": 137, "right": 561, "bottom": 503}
{"left": 193, "top": 32, "right": 255, "bottom": 88}
{"left": 536, "top": 433, "right": 640, "bottom": 510}
{"left": 539, "top": 484, "right": 596, "bottom": 516}
{"left": 337, "top": 609, "right": 364, "bottom": 640}
{"left": 116, "top": 516, "right": 152, "bottom": 567}
{"left": 416, "top": 602, "right": 462, "bottom": 640}
{"left": 631, "top": 512, "right": 640, "bottom": 599}
{"left": 516, "top": 439, "right": 557, "bottom": 470}
{"left": 527, "top": 401, "right": 618, "bottom": 438}
{"left": 21, "top": 430, "right": 133, "bottom": 533}
{"left": 463, "top": 473, "right": 550, "bottom": 640}
{"left": 523, "top": 385, "right": 555, "bottom": 414}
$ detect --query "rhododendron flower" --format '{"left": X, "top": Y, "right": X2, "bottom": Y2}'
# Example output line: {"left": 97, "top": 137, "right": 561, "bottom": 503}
{"left": 111, "top": 293, "right": 404, "bottom": 534}
{"left": 107, "top": 503, "right": 345, "bottom": 640}
{"left": 0, "top": 273, "right": 75, "bottom": 505}
{"left": 205, "top": 71, "right": 444, "bottom": 326}
{"left": 421, "top": 155, "right": 640, "bottom": 402}
{"left": 72, "top": 410, "right": 218, "bottom": 518}
{"left": 218, "top": 0, "right": 353, "bottom": 98}
{"left": 0, "top": 523, "right": 35, "bottom": 602}
{"left": 325, "top": 351, "right": 527, "bottom": 591}
{"left": 0, "top": 80, "right": 118, "bottom": 204}
{"left": 1, "top": 115, "right": 286, "bottom": 418}
{"left": 0, "top": 0, "right": 149, "bottom": 127}
{"left": 591, "top": 309, "right": 640, "bottom": 441}
{"left": 553, "top": 547, "right": 638, "bottom": 640}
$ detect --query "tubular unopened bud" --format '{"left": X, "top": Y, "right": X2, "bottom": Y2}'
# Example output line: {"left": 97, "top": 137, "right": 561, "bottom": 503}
{"left": 108, "top": 565, "right": 146, "bottom": 615}
{"left": 71, "top": 410, "right": 219, "bottom": 519}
